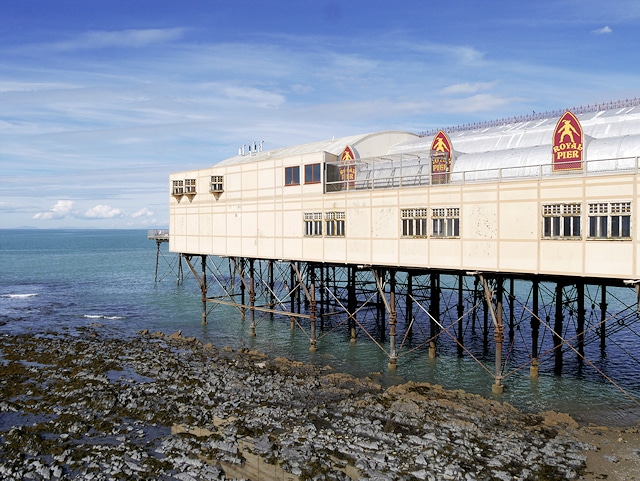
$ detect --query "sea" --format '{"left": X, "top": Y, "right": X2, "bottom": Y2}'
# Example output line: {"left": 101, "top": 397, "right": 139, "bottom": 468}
{"left": 1, "top": 229, "right": 639, "bottom": 428}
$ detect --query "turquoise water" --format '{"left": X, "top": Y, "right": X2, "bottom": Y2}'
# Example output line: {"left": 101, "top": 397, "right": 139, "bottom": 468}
{"left": 1, "top": 229, "right": 639, "bottom": 427}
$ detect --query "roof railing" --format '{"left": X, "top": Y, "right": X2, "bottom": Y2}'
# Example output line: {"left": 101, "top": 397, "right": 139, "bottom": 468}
{"left": 325, "top": 155, "right": 639, "bottom": 193}
{"left": 419, "top": 98, "right": 640, "bottom": 138}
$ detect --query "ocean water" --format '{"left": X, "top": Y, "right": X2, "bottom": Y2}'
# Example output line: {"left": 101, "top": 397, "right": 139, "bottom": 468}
{"left": 1, "top": 229, "right": 639, "bottom": 427}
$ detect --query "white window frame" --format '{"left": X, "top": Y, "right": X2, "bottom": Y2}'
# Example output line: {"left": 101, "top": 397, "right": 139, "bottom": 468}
{"left": 432, "top": 207, "right": 460, "bottom": 238}
{"left": 542, "top": 203, "right": 581, "bottom": 239}
{"left": 588, "top": 202, "right": 631, "bottom": 239}
{"left": 304, "top": 212, "right": 323, "bottom": 237}
{"left": 184, "top": 178, "right": 196, "bottom": 194}
{"left": 210, "top": 175, "right": 224, "bottom": 193}
{"left": 172, "top": 180, "right": 184, "bottom": 195}
{"left": 326, "top": 212, "right": 345, "bottom": 237}
{"left": 401, "top": 208, "right": 428, "bottom": 237}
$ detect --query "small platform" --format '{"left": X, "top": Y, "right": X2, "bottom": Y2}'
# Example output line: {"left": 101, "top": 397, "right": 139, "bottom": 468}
{"left": 148, "top": 229, "right": 169, "bottom": 242}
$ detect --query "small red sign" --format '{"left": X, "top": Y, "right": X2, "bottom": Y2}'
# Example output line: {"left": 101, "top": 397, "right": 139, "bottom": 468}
{"left": 340, "top": 145, "right": 356, "bottom": 161}
{"left": 339, "top": 145, "right": 356, "bottom": 187}
{"left": 431, "top": 131, "right": 452, "bottom": 177}
{"left": 431, "top": 130, "right": 452, "bottom": 155}
{"left": 552, "top": 111, "right": 583, "bottom": 171}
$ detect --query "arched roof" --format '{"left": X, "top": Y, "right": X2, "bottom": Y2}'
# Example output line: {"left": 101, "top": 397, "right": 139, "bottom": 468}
{"left": 390, "top": 104, "right": 640, "bottom": 174}
{"left": 216, "top": 131, "right": 418, "bottom": 167}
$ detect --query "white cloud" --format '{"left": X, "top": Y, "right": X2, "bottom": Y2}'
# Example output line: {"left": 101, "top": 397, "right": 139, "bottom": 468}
{"left": 51, "top": 28, "right": 186, "bottom": 52}
{"left": 444, "top": 94, "right": 513, "bottom": 114}
{"left": 439, "top": 82, "right": 496, "bottom": 96}
{"left": 131, "top": 207, "right": 154, "bottom": 218}
{"left": 33, "top": 200, "right": 74, "bottom": 220}
{"left": 83, "top": 205, "right": 123, "bottom": 219}
{"left": 592, "top": 26, "right": 613, "bottom": 35}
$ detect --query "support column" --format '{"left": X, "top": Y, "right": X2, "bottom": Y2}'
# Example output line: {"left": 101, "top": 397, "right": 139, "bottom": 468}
{"left": 508, "top": 278, "right": 515, "bottom": 335}
{"left": 405, "top": 272, "right": 414, "bottom": 338}
{"left": 319, "top": 265, "right": 325, "bottom": 328}
{"left": 309, "top": 267, "right": 317, "bottom": 351}
{"left": 577, "top": 282, "right": 585, "bottom": 358}
{"left": 472, "top": 276, "right": 479, "bottom": 334}
{"left": 388, "top": 271, "right": 397, "bottom": 370}
{"left": 376, "top": 268, "right": 386, "bottom": 342}
{"left": 177, "top": 254, "right": 183, "bottom": 285}
{"left": 553, "top": 282, "right": 564, "bottom": 375}
{"left": 457, "top": 274, "right": 464, "bottom": 357}
{"left": 480, "top": 275, "right": 504, "bottom": 394}
{"left": 249, "top": 259, "right": 256, "bottom": 337}
{"left": 290, "top": 263, "right": 296, "bottom": 329}
{"left": 600, "top": 285, "right": 607, "bottom": 351}
{"left": 268, "top": 260, "right": 275, "bottom": 317}
{"left": 429, "top": 272, "right": 440, "bottom": 358}
{"left": 240, "top": 258, "right": 246, "bottom": 321}
{"left": 154, "top": 240, "right": 161, "bottom": 285}
{"left": 348, "top": 266, "right": 357, "bottom": 343}
{"left": 530, "top": 278, "right": 540, "bottom": 378}
{"left": 201, "top": 255, "right": 207, "bottom": 324}
{"left": 493, "top": 277, "right": 504, "bottom": 394}
{"left": 483, "top": 288, "right": 489, "bottom": 349}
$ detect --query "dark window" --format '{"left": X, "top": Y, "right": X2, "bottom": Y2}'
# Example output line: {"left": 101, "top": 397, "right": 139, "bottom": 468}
{"left": 305, "top": 163, "right": 321, "bottom": 184}
{"left": 285, "top": 166, "right": 300, "bottom": 186}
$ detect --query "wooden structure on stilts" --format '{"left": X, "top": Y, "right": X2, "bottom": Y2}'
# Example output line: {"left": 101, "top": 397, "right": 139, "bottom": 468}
{"left": 168, "top": 100, "right": 640, "bottom": 402}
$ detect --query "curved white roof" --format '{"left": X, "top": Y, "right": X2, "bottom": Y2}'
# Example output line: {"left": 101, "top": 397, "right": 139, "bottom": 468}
{"left": 216, "top": 131, "right": 418, "bottom": 167}
{"left": 390, "top": 104, "right": 640, "bottom": 175}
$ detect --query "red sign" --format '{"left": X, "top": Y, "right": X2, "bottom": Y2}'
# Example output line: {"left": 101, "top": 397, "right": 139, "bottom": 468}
{"left": 339, "top": 145, "right": 357, "bottom": 187}
{"left": 340, "top": 145, "right": 356, "bottom": 161}
{"left": 552, "top": 111, "right": 583, "bottom": 171}
{"left": 431, "top": 131, "right": 452, "bottom": 179}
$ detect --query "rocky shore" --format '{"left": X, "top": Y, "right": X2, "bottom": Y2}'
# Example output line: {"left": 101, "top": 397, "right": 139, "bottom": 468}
{"left": 0, "top": 326, "right": 637, "bottom": 480}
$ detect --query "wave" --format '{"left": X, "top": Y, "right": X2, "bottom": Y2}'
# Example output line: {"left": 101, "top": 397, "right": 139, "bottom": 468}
{"left": 1, "top": 293, "right": 38, "bottom": 299}
{"left": 83, "top": 314, "right": 125, "bottom": 320}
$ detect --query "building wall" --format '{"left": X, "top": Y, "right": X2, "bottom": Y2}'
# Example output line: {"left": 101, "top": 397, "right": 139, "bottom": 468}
{"left": 170, "top": 155, "right": 639, "bottom": 281}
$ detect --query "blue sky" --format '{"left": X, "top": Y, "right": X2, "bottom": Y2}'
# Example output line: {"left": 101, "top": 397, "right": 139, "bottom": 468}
{"left": 1, "top": 0, "right": 639, "bottom": 229}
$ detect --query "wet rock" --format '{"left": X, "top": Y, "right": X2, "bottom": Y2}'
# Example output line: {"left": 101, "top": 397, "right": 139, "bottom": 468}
{"left": 0, "top": 330, "right": 592, "bottom": 480}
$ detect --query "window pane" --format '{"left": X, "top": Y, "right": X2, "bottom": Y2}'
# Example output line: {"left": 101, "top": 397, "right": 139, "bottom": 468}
{"left": 433, "top": 219, "right": 442, "bottom": 236}
{"left": 572, "top": 216, "right": 581, "bottom": 237}
{"left": 305, "top": 163, "right": 321, "bottom": 184}
{"left": 599, "top": 216, "right": 608, "bottom": 237}
{"left": 286, "top": 166, "right": 300, "bottom": 185}
{"left": 552, "top": 217, "right": 560, "bottom": 236}
{"left": 417, "top": 218, "right": 427, "bottom": 236}
{"left": 543, "top": 217, "right": 551, "bottom": 237}
{"left": 622, "top": 216, "right": 631, "bottom": 237}
{"left": 611, "top": 216, "right": 620, "bottom": 237}
{"left": 589, "top": 217, "right": 597, "bottom": 237}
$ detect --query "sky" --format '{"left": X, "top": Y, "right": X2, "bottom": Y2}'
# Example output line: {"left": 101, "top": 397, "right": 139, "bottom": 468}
{"left": 1, "top": 0, "right": 639, "bottom": 229}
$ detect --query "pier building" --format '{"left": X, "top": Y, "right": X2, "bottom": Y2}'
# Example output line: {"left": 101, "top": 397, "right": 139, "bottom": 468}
{"left": 168, "top": 99, "right": 640, "bottom": 398}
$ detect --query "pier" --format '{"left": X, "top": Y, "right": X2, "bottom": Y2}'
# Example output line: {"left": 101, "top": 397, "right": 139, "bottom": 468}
{"left": 165, "top": 100, "right": 640, "bottom": 403}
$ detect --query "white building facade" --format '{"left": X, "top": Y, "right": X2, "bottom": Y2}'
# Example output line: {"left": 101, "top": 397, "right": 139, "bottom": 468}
{"left": 170, "top": 103, "right": 640, "bottom": 282}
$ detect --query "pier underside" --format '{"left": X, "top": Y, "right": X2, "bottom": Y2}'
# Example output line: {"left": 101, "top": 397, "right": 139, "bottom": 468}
{"left": 178, "top": 254, "right": 640, "bottom": 405}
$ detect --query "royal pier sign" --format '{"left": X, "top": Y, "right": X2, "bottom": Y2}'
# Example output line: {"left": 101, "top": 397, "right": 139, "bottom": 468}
{"left": 552, "top": 110, "right": 584, "bottom": 171}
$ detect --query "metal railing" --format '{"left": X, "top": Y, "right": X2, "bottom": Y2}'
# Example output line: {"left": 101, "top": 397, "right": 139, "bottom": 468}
{"left": 325, "top": 156, "right": 640, "bottom": 193}
{"left": 148, "top": 229, "right": 169, "bottom": 241}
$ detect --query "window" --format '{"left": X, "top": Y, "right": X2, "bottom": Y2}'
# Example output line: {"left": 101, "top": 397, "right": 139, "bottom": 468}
{"left": 172, "top": 180, "right": 184, "bottom": 195}
{"left": 210, "top": 175, "right": 224, "bottom": 193}
{"left": 305, "top": 163, "right": 321, "bottom": 184}
{"left": 184, "top": 179, "right": 196, "bottom": 194}
{"left": 285, "top": 166, "right": 300, "bottom": 186}
{"left": 542, "top": 203, "right": 581, "bottom": 238}
{"left": 432, "top": 207, "right": 460, "bottom": 237}
{"left": 326, "top": 212, "right": 345, "bottom": 236}
{"left": 401, "top": 208, "right": 428, "bottom": 237}
{"left": 304, "top": 213, "right": 323, "bottom": 236}
{"left": 588, "top": 202, "right": 631, "bottom": 239}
